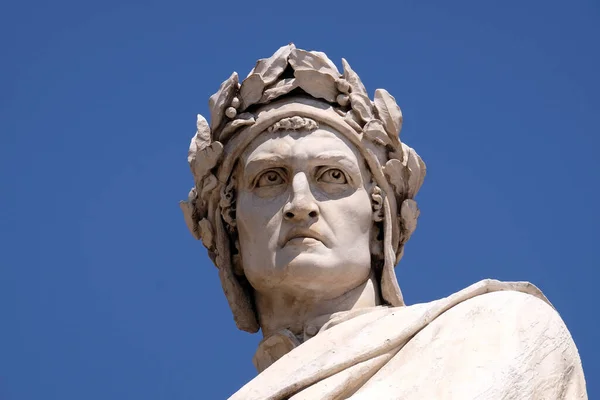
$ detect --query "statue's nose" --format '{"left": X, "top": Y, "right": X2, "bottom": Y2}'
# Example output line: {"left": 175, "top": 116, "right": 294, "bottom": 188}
{"left": 283, "top": 172, "right": 319, "bottom": 222}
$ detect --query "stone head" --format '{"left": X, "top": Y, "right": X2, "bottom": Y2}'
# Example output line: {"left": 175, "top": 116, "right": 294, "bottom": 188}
{"left": 236, "top": 119, "right": 375, "bottom": 302}
{"left": 181, "top": 44, "right": 426, "bottom": 332}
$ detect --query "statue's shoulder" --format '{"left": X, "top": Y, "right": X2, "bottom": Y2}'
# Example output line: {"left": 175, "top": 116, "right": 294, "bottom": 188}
{"left": 341, "top": 282, "right": 587, "bottom": 399}
{"left": 365, "top": 280, "right": 587, "bottom": 399}
{"left": 383, "top": 279, "right": 560, "bottom": 336}
{"left": 414, "top": 279, "right": 585, "bottom": 384}
{"left": 431, "top": 278, "right": 559, "bottom": 331}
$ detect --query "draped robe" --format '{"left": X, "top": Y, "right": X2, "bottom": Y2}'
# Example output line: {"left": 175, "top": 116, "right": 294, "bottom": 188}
{"left": 229, "top": 280, "right": 587, "bottom": 400}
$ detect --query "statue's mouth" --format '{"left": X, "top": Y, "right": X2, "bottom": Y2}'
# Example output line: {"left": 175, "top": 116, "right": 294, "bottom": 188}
{"left": 282, "top": 228, "right": 327, "bottom": 248}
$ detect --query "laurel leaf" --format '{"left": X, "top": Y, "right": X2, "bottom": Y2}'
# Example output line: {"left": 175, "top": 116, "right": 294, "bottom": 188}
{"left": 383, "top": 158, "right": 406, "bottom": 196}
{"left": 405, "top": 145, "right": 421, "bottom": 198}
{"left": 253, "top": 43, "right": 295, "bottom": 85}
{"left": 344, "top": 110, "right": 362, "bottom": 133}
{"left": 342, "top": 58, "right": 368, "bottom": 98}
{"left": 309, "top": 51, "right": 340, "bottom": 74}
{"left": 400, "top": 199, "right": 419, "bottom": 239}
{"left": 239, "top": 74, "right": 265, "bottom": 110}
{"left": 289, "top": 49, "right": 340, "bottom": 76}
{"left": 239, "top": 44, "right": 295, "bottom": 110}
{"left": 208, "top": 72, "right": 239, "bottom": 131}
{"left": 190, "top": 141, "right": 223, "bottom": 185}
{"left": 349, "top": 92, "right": 373, "bottom": 122}
{"left": 374, "top": 88, "right": 403, "bottom": 145}
{"left": 188, "top": 114, "right": 211, "bottom": 165}
{"left": 180, "top": 197, "right": 200, "bottom": 240}
{"left": 294, "top": 69, "right": 338, "bottom": 102}
{"left": 258, "top": 78, "right": 299, "bottom": 104}
{"left": 363, "top": 119, "right": 392, "bottom": 147}
{"left": 417, "top": 155, "right": 427, "bottom": 196}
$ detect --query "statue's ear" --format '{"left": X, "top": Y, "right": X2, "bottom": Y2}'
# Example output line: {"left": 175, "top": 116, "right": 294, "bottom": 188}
{"left": 370, "top": 185, "right": 385, "bottom": 259}
{"left": 371, "top": 185, "right": 385, "bottom": 223}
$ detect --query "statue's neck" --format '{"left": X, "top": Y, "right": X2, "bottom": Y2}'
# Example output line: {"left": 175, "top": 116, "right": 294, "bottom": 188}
{"left": 254, "top": 271, "right": 382, "bottom": 339}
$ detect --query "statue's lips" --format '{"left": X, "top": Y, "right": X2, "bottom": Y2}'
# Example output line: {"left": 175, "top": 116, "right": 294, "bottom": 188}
{"left": 281, "top": 229, "right": 328, "bottom": 248}
{"left": 286, "top": 237, "right": 321, "bottom": 246}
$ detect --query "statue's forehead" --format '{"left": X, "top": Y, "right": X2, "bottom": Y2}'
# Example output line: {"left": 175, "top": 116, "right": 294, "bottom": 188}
{"left": 240, "top": 126, "right": 363, "bottom": 166}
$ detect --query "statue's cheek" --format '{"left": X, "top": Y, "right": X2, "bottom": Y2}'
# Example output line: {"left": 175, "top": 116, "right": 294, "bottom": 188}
{"left": 321, "top": 193, "right": 373, "bottom": 237}
{"left": 237, "top": 192, "right": 286, "bottom": 238}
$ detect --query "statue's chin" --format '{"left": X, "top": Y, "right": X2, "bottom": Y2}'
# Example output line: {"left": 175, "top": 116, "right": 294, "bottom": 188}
{"left": 278, "top": 239, "right": 327, "bottom": 259}
{"left": 275, "top": 244, "right": 335, "bottom": 274}
{"left": 271, "top": 249, "right": 371, "bottom": 299}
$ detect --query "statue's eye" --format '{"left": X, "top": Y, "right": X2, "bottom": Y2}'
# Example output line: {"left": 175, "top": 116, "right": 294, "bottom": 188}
{"left": 256, "top": 169, "right": 285, "bottom": 187}
{"left": 318, "top": 168, "right": 347, "bottom": 184}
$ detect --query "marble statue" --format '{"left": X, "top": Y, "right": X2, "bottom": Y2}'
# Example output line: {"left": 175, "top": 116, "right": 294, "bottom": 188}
{"left": 180, "top": 44, "right": 587, "bottom": 399}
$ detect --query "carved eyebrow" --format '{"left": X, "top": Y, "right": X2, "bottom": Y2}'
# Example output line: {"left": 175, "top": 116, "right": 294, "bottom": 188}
{"left": 311, "top": 152, "right": 361, "bottom": 175}
{"left": 243, "top": 154, "right": 286, "bottom": 181}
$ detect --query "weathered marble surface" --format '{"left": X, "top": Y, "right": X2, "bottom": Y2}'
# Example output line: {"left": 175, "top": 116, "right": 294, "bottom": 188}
{"left": 232, "top": 280, "right": 586, "bottom": 399}
{"left": 180, "top": 44, "right": 587, "bottom": 399}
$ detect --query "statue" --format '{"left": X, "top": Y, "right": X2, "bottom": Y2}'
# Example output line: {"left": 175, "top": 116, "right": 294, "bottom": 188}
{"left": 180, "top": 44, "right": 587, "bottom": 399}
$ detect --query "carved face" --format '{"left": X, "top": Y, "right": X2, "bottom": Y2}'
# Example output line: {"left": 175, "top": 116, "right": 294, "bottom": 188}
{"left": 236, "top": 125, "right": 374, "bottom": 300}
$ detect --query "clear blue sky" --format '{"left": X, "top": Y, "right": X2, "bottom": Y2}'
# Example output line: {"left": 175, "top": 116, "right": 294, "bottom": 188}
{"left": 1, "top": 0, "right": 598, "bottom": 398}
